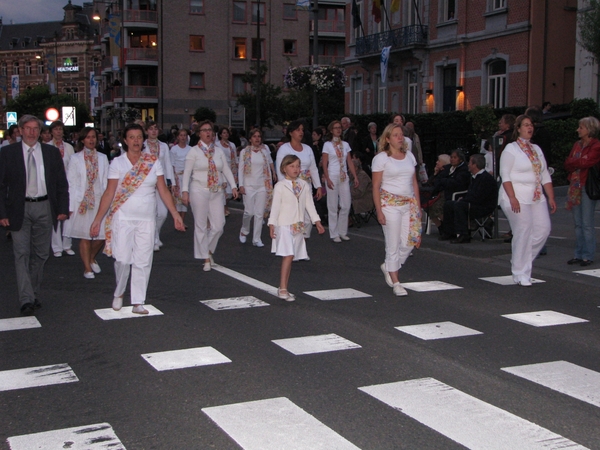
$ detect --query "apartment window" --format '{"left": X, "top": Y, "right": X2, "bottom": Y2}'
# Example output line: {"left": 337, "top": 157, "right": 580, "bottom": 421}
{"left": 37, "top": 60, "right": 44, "bottom": 75}
{"left": 234, "top": 38, "right": 247, "bottom": 59}
{"left": 190, "top": 72, "right": 205, "bottom": 89}
{"left": 351, "top": 77, "right": 363, "bottom": 114}
{"left": 189, "top": 35, "right": 205, "bottom": 52}
{"left": 492, "top": 0, "right": 506, "bottom": 10}
{"left": 283, "top": 4, "right": 297, "bottom": 20}
{"left": 487, "top": 59, "right": 506, "bottom": 108}
{"left": 65, "top": 87, "right": 79, "bottom": 101}
{"left": 1, "top": 63, "right": 6, "bottom": 76}
{"left": 352, "top": 0, "right": 363, "bottom": 43}
{"left": 283, "top": 40, "right": 297, "bottom": 55}
{"left": 233, "top": 1, "right": 246, "bottom": 22}
{"left": 375, "top": 75, "right": 387, "bottom": 113}
{"left": 130, "top": 33, "right": 157, "bottom": 48}
{"left": 251, "top": 2, "right": 266, "bottom": 24}
{"left": 441, "top": 0, "right": 456, "bottom": 21}
{"left": 251, "top": 38, "right": 265, "bottom": 60}
{"left": 190, "top": 0, "right": 204, "bottom": 14}
{"left": 25, "top": 60, "right": 32, "bottom": 75}
{"left": 13, "top": 61, "right": 19, "bottom": 75}
{"left": 406, "top": 0, "right": 419, "bottom": 26}
{"left": 407, "top": 69, "right": 419, "bottom": 114}
{"left": 233, "top": 74, "right": 247, "bottom": 95}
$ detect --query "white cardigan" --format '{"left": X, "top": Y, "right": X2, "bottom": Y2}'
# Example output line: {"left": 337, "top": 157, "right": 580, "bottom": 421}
{"left": 66, "top": 150, "right": 109, "bottom": 212}
{"left": 268, "top": 179, "right": 320, "bottom": 227}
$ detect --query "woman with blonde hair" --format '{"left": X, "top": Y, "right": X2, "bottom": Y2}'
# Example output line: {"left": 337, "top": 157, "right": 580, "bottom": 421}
{"left": 372, "top": 124, "right": 421, "bottom": 296}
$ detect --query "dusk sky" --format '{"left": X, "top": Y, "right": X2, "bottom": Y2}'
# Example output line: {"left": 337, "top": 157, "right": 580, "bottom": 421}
{"left": 1, "top": 0, "right": 87, "bottom": 25}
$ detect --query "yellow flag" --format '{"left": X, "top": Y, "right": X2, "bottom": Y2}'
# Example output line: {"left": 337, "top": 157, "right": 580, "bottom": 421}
{"left": 391, "top": 0, "right": 400, "bottom": 13}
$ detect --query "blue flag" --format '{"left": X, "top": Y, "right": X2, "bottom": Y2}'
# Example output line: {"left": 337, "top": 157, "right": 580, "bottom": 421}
{"left": 296, "top": 0, "right": 310, "bottom": 10}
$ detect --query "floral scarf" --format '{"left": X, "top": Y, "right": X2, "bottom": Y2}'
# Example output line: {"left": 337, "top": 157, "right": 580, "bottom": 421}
{"left": 54, "top": 140, "right": 65, "bottom": 158}
{"left": 103, "top": 153, "right": 156, "bottom": 257}
{"left": 516, "top": 138, "right": 543, "bottom": 202}
{"left": 566, "top": 140, "right": 585, "bottom": 210}
{"left": 146, "top": 140, "right": 160, "bottom": 157}
{"left": 200, "top": 142, "right": 220, "bottom": 192}
{"left": 380, "top": 189, "right": 422, "bottom": 247}
{"left": 332, "top": 138, "right": 347, "bottom": 182}
{"left": 243, "top": 145, "right": 274, "bottom": 218}
{"left": 78, "top": 148, "right": 98, "bottom": 215}
{"left": 290, "top": 179, "right": 305, "bottom": 235}
{"left": 224, "top": 141, "right": 239, "bottom": 185}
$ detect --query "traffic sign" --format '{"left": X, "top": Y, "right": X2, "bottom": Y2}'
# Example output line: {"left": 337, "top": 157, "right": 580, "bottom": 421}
{"left": 62, "top": 106, "right": 76, "bottom": 127}
{"left": 6, "top": 111, "right": 17, "bottom": 126}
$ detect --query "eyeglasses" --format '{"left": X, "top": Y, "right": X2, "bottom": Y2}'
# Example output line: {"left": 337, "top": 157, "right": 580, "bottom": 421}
{"left": 199, "top": 128, "right": 213, "bottom": 133}
{"left": 23, "top": 126, "right": 40, "bottom": 132}
{"left": 332, "top": 126, "right": 342, "bottom": 130}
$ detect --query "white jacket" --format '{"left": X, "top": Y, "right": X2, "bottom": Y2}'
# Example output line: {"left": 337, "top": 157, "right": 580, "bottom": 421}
{"left": 66, "top": 150, "right": 109, "bottom": 212}
{"left": 51, "top": 139, "right": 75, "bottom": 170}
{"left": 268, "top": 179, "right": 320, "bottom": 227}
{"left": 144, "top": 140, "right": 175, "bottom": 184}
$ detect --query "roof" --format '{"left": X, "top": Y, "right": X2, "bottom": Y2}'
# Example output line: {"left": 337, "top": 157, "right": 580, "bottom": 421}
{"left": 0, "top": 22, "right": 62, "bottom": 51}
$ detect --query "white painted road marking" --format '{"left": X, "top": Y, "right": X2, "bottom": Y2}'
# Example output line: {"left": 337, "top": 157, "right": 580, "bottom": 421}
{"left": 272, "top": 333, "right": 361, "bottom": 355}
{"left": 0, "top": 364, "right": 78, "bottom": 392}
{"left": 502, "top": 310, "right": 588, "bottom": 327}
{"left": 399, "top": 281, "right": 462, "bottom": 292}
{"left": 212, "top": 265, "right": 280, "bottom": 298}
{"left": 202, "top": 397, "right": 360, "bottom": 450}
{"left": 574, "top": 269, "right": 600, "bottom": 278}
{"left": 0, "top": 316, "right": 41, "bottom": 332}
{"left": 502, "top": 360, "right": 600, "bottom": 408}
{"left": 479, "top": 275, "right": 545, "bottom": 285}
{"left": 304, "top": 288, "right": 372, "bottom": 301}
{"left": 141, "top": 346, "right": 232, "bottom": 371}
{"left": 7, "top": 422, "right": 125, "bottom": 449}
{"left": 201, "top": 296, "right": 270, "bottom": 310}
{"left": 396, "top": 321, "right": 483, "bottom": 340}
{"left": 94, "top": 304, "right": 163, "bottom": 320}
{"left": 359, "top": 377, "right": 587, "bottom": 449}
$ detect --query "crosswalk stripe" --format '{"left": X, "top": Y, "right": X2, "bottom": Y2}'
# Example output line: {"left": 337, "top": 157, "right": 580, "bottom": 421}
{"left": 480, "top": 275, "right": 545, "bottom": 285}
{"left": 502, "top": 310, "right": 588, "bottom": 327}
{"left": 7, "top": 423, "right": 124, "bottom": 449}
{"left": 395, "top": 321, "right": 483, "bottom": 340}
{"left": 0, "top": 316, "right": 41, "bottom": 332}
{"left": 0, "top": 364, "right": 78, "bottom": 392}
{"left": 359, "top": 377, "right": 587, "bottom": 449}
{"left": 141, "top": 346, "right": 232, "bottom": 371}
{"left": 272, "top": 333, "right": 362, "bottom": 355}
{"left": 94, "top": 305, "right": 163, "bottom": 320}
{"left": 201, "top": 296, "right": 270, "bottom": 310}
{"left": 304, "top": 288, "right": 371, "bottom": 301}
{"left": 212, "top": 265, "right": 279, "bottom": 298}
{"left": 202, "top": 397, "right": 360, "bottom": 450}
{"left": 502, "top": 361, "right": 600, "bottom": 408}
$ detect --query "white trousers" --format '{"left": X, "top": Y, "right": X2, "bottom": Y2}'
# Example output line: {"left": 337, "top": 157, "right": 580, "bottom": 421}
{"left": 241, "top": 186, "right": 266, "bottom": 244}
{"left": 381, "top": 204, "right": 412, "bottom": 272}
{"left": 326, "top": 176, "right": 351, "bottom": 239}
{"left": 154, "top": 190, "right": 168, "bottom": 246}
{"left": 51, "top": 220, "right": 72, "bottom": 253}
{"left": 112, "top": 218, "right": 155, "bottom": 304}
{"left": 502, "top": 200, "right": 551, "bottom": 283}
{"left": 190, "top": 185, "right": 225, "bottom": 259}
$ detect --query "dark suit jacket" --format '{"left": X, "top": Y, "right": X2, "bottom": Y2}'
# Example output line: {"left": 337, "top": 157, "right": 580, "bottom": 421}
{"left": 460, "top": 170, "right": 498, "bottom": 215}
{"left": 0, "top": 142, "right": 69, "bottom": 231}
{"left": 432, "top": 162, "right": 471, "bottom": 200}
{"left": 97, "top": 138, "right": 111, "bottom": 159}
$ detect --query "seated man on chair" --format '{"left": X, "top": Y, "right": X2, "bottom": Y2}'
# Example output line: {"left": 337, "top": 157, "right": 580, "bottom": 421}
{"left": 439, "top": 154, "right": 498, "bottom": 243}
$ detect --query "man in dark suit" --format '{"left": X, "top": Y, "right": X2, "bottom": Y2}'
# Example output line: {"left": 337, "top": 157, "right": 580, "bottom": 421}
{"left": 439, "top": 154, "right": 498, "bottom": 243}
{"left": 96, "top": 130, "right": 111, "bottom": 160}
{"left": 0, "top": 115, "right": 69, "bottom": 315}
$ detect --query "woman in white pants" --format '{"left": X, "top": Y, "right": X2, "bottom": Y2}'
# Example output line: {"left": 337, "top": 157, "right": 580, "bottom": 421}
{"left": 499, "top": 115, "right": 556, "bottom": 286}
{"left": 238, "top": 128, "right": 275, "bottom": 247}
{"left": 90, "top": 124, "right": 184, "bottom": 314}
{"left": 215, "top": 126, "right": 238, "bottom": 217}
{"left": 182, "top": 120, "right": 238, "bottom": 272}
{"left": 170, "top": 128, "right": 192, "bottom": 224}
{"left": 322, "top": 120, "right": 359, "bottom": 242}
{"left": 372, "top": 124, "right": 421, "bottom": 297}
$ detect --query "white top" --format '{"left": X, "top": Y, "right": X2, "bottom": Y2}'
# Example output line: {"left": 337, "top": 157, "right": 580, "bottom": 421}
{"left": 67, "top": 149, "right": 109, "bottom": 212}
{"left": 404, "top": 136, "right": 413, "bottom": 154}
{"left": 238, "top": 146, "right": 273, "bottom": 189}
{"left": 108, "top": 153, "right": 164, "bottom": 221}
{"left": 182, "top": 144, "right": 237, "bottom": 192}
{"left": 275, "top": 142, "right": 322, "bottom": 189}
{"left": 323, "top": 140, "right": 351, "bottom": 178}
{"left": 50, "top": 139, "right": 75, "bottom": 170}
{"left": 499, "top": 141, "right": 551, "bottom": 205}
{"left": 371, "top": 151, "right": 416, "bottom": 197}
{"left": 144, "top": 139, "right": 174, "bottom": 183}
{"left": 484, "top": 151, "right": 494, "bottom": 175}
{"left": 170, "top": 144, "right": 191, "bottom": 173}
{"left": 22, "top": 142, "right": 48, "bottom": 197}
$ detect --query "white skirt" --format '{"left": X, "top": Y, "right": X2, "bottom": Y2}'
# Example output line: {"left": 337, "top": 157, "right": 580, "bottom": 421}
{"left": 64, "top": 195, "right": 105, "bottom": 240}
{"left": 271, "top": 225, "right": 308, "bottom": 261}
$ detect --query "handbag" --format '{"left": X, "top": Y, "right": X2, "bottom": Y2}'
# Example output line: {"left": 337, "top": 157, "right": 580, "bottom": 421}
{"left": 585, "top": 164, "right": 600, "bottom": 200}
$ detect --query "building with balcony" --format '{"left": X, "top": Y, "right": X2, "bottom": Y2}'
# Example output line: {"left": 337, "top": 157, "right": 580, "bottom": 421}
{"left": 310, "top": 0, "right": 346, "bottom": 66}
{"left": 343, "top": 0, "right": 578, "bottom": 115}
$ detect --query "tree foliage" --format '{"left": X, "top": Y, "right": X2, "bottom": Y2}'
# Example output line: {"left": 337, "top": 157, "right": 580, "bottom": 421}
{"left": 236, "top": 65, "right": 284, "bottom": 128}
{"left": 578, "top": 0, "right": 600, "bottom": 61}
{"left": 193, "top": 106, "right": 217, "bottom": 123}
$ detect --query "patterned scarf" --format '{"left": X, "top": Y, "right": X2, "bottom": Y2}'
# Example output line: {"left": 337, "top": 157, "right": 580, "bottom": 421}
{"left": 290, "top": 179, "right": 305, "bottom": 235}
{"left": 332, "top": 138, "right": 347, "bottom": 182}
{"left": 516, "top": 138, "right": 542, "bottom": 202}
{"left": 566, "top": 140, "right": 585, "bottom": 210}
{"left": 55, "top": 140, "right": 65, "bottom": 158}
{"left": 200, "top": 142, "right": 220, "bottom": 192}
{"left": 78, "top": 148, "right": 98, "bottom": 215}
{"left": 224, "top": 141, "right": 239, "bottom": 185}
{"left": 380, "top": 189, "right": 422, "bottom": 248}
{"left": 147, "top": 139, "right": 160, "bottom": 156}
{"left": 243, "top": 145, "right": 274, "bottom": 218}
{"left": 103, "top": 153, "right": 156, "bottom": 257}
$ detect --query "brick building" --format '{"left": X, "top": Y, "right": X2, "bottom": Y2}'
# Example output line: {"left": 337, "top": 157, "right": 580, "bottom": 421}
{"left": 343, "top": 0, "right": 578, "bottom": 115}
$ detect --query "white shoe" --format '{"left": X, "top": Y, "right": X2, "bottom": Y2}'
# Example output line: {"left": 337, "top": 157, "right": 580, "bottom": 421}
{"left": 53, "top": 252, "right": 62, "bottom": 257}
{"left": 380, "top": 263, "right": 393, "bottom": 287}
{"left": 153, "top": 245, "right": 160, "bottom": 252}
{"left": 332, "top": 237, "right": 342, "bottom": 243}
{"left": 253, "top": 240, "right": 264, "bottom": 247}
{"left": 340, "top": 235, "right": 350, "bottom": 241}
{"left": 277, "top": 288, "right": 296, "bottom": 302}
{"left": 90, "top": 261, "right": 101, "bottom": 274}
{"left": 203, "top": 261, "right": 211, "bottom": 272}
{"left": 393, "top": 282, "right": 408, "bottom": 296}
{"left": 239, "top": 233, "right": 247, "bottom": 243}
{"left": 132, "top": 304, "right": 149, "bottom": 314}
{"left": 518, "top": 279, "right": 532, "bottom": 287}
{"left": 83, "top": 271, "right": 95, "bottom": 279}
{"left": 112, "top": 296, "right": 123, "bottom": 311}
{"left": 65, "top": 249, "right": 75, "bottom": 256}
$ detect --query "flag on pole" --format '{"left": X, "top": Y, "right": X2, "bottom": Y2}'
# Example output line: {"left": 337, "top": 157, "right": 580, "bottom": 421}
{"left": 296, "top": 0, "right": 310, "bottom": 10}
{"left": 11, "top": 75, "right": 19, "bottom": 99}
{"left": 380, "top": 46, "right": 391, "bottom": 85}
{"left": 390, "top": 0, "right": 400, "bottom": 13}
{"left": 352, "top": 0, "right": 362, "bottom": 29}
{"left": 372, "top": 0, "right": 381, "bottom": 23}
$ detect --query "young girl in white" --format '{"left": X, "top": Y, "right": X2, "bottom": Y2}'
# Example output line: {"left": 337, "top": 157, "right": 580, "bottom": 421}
{"left": 269, "top": 155, "right": 325, "bottom": 301}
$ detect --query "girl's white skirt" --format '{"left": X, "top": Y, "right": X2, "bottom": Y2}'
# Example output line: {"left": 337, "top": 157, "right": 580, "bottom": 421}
{"left": 271, "top": 225, "right": 308, "bottom": 261}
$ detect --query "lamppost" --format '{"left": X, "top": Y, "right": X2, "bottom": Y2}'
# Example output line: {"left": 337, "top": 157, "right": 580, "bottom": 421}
{"left": 255, "top": 0, "right": 262, "bottom": 128}
{"left": 312, "top": 0, "right": 319, "bottom": 131}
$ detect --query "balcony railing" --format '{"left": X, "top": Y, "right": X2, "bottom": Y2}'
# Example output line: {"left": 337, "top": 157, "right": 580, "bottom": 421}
{"left": 310, "top": 55, "right": 345, "bottom": 66}
{"left": 123, "top": 9, "right": 158, "bottom": 23}
{"left": 102, "top": 85, "right": 158, "bottom": 104}
{"left": 124, "top": 47, "right": 158, "bottom": 62}
{"left": 311, "top": 19, "right": 345, "bottom": 33}
{"left": 356, "top": 25, "right": 428, "bottom": 56}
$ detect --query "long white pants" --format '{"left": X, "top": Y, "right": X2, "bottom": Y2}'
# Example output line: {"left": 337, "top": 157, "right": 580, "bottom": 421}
{"left": 112, "top": 218, "right": 155, "bottom": 304}
{"left": 326, "top": 176, "right": 351, "bottom": 239}
{"left": 154, "top": 190, "right": 168, "bottom": 247}
{"left": 51, "top": 220, "right": 72, "bottom": 253}
{"left": 241, "top": 186, "right": 266, "bottom": 244}
{"left": 502, "top": 200, "right": 551, "bottom": 283}
{"left": 190, "top": 185, "right": 225, "bottom": 259}
{"left": 381, "top": 204, "right": 412, "bottom": 272}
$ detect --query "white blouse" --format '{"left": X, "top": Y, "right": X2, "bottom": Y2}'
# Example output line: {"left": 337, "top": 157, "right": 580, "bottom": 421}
{"left": 323, "top": 140, "right": 351, "bottom": 178}
{"left": 275, "top": 143, "right": 321, "bottom": 189}
{"left": 182, "top": 144, "right": 237, "bottom": 192}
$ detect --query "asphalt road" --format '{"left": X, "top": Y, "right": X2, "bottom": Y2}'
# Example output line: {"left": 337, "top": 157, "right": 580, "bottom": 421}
{"left": 1, "top": 194, "right": 600, "bottom": 449}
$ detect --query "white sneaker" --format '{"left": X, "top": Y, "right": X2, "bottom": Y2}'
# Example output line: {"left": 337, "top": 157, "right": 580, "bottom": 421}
{"left": 340, "top": 235, "right": 350, "bottom": 241}
{"left": 132, "top": 304, "right": 149, "bottom": 314}
{"left": 253, "top": 240, "right": 264, "bottom": 247}
{"left": 112, "top": 296, "right": 123, "bottom": 311}
{"left": 53, "top": 252, "right": 62, "bottom": 257}
{"left": 203, "top": 261, "right": 211, "bottom": 272}
{"left": 65, "top": 249, "right": 75, "bottom": 256}
{"left": 332, "top": 237, "right": 342, "bottom": 243}
{"left": 380, "top": 263, "right": 393, "bottom": 287}
{"left": 518, "top": 279, "right": 532, "bottom": 287}
{"left": 239, "top": 233, "right": 247, "bottom": 243}
{"left": 393, "top": 282, "right": 408, "bottom": 296}
{"left": 153, "top": 245, "right": 160, "bottom": 252}
{"left": 83, "top": 271, "right": 95, "bottom": 279}
{"left": 90, "top": 261, "right": 101, "bottom": 274}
